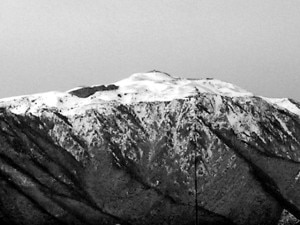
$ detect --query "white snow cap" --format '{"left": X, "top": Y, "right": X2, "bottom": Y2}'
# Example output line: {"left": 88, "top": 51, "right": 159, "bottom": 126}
{"left": 0, "top": 71, "right": 299, "bottom": 117}
{"left": 113, "top": 71, "right": 253, "bottom": 103}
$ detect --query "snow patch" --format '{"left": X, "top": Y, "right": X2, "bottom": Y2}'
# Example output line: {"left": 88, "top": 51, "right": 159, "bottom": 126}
{"left": 295, "top": 170, "right": 300, "bottom": 181}
{"left": 226, "top": 107, "right": 261, "bottom": 138}
{"left": 263, "top": 98, "right": 300, "bottom": 117}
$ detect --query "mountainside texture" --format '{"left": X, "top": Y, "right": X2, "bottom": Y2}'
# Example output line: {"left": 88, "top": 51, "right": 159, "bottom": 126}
{"left": 0, "top": 71, "right": 299, "bottom": 225}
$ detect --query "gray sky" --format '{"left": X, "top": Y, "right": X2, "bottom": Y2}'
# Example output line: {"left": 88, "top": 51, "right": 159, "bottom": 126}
{"left": 0, "top": 0, "right": 299, "bottom": 100}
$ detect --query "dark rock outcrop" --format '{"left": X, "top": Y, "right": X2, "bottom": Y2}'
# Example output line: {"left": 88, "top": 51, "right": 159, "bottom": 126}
{"left": 69, "top": 84, "right": 119, "bottom": 98}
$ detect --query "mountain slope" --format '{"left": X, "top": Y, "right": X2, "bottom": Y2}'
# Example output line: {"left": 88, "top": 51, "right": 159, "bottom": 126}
{"left": 0, "top": 71, "right": 299, "bottom": 225}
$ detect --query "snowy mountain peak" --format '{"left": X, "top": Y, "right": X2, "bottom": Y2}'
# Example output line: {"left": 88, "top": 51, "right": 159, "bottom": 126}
{"left": 0, "top": 72, "right": 299, "bottom": 118}
{"left": 1, "top": 72, "right": 300, "bottom": 225}
{"left": 114, "top": 71, "right": 253, "bottom": 100}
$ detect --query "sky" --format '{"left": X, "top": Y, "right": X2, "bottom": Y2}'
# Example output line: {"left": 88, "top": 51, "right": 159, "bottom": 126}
{"left": 0, "top": 0, "right": 299, "bottom": 100}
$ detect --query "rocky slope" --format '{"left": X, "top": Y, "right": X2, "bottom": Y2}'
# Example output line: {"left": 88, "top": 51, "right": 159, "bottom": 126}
{"left": 0, "top": 71, "right": 299, "bottom": 225}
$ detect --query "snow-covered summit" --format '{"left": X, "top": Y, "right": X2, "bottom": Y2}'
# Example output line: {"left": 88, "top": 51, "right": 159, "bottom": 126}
{"left": 113, "top": 71, "right": 253, "bottom": 102}
{"left": 0, "top": 71, "right": 299, "bottom": 117}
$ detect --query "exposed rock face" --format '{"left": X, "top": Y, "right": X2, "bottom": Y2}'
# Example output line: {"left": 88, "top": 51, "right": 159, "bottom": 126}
{"left": 0, "top": 72, "right": 299, "bottom": 225}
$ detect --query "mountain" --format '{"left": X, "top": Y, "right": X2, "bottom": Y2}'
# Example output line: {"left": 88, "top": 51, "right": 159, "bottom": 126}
{"left": 0, "top": 71, "right": 299, "bottom": 225}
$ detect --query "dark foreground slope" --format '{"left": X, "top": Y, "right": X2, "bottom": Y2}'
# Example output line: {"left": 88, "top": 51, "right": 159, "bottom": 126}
{"left": 0, "top": 92, "right": 300, "bottom": 225}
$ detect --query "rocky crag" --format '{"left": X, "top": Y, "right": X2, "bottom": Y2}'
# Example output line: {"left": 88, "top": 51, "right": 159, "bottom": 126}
{"left": 0, "top": 71, "right": 299, "bottom": 225}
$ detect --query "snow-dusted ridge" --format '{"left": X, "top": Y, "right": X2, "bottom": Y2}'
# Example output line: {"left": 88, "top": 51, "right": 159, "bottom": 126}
{"left": 262, "top": 97, "right": 300, "bottom": 117}
{"left": 0, "top": 71, "right": 299, "bottom": 117}
{"left": 113, "top": 71, "right": 253, "bottom": 101}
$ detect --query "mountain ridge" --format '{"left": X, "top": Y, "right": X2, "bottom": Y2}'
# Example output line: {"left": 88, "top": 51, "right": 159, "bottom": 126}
{"left": 0, "top": 71, "right": 299, "bottom": 117}
{"left": 0, "top": 72, "right": 299, "bottom": 225}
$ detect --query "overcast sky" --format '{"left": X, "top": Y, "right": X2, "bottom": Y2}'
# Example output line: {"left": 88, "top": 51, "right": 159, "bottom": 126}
{"left": 0, "top": 0, "right": 299, "bottom": 99}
